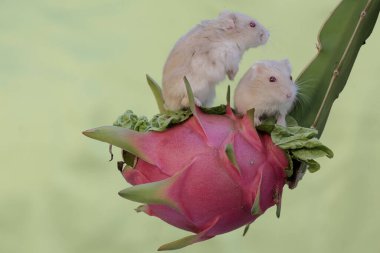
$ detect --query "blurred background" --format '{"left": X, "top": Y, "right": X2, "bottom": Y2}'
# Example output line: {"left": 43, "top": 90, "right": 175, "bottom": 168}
{"left": 1, "top": 0, "right": 379, "bottom": 252}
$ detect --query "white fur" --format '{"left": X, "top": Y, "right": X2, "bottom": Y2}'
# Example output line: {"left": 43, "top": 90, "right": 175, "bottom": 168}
{"left": 162, "top": 11, "right": 270, "bottom": 111}
{"left": 234, "top": 59, "right": 298, "bottom": 126}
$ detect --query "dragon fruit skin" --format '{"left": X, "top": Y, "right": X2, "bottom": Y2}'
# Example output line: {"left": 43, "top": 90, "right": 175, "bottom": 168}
{"left": 83, "top": 105, "right": 288, "bottom": 250}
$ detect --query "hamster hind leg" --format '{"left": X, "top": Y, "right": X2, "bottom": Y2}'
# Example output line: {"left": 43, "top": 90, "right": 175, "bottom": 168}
{"left": 164, "top": 97, "right": 182, "bottom": 111}
{"left": 203, "top": 86, "right": 216, "bottom": 107}
{"left": 181, "top": 79, "right": 210, "bottom": 108}
{"left": 276, "top": 114, "right": 287, "bottom": 127}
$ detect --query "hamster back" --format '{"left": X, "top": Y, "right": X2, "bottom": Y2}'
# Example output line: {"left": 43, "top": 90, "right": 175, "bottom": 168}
{"left": 162, "top": 11, "right": 270, "bottom": 111}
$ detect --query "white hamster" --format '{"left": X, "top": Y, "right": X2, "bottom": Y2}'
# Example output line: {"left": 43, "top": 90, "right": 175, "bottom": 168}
{"left": 162, "top": 11, "right": 270, "bottom": 111}
{"left": 234, "top": 59, "right": 298, "bottom": 126}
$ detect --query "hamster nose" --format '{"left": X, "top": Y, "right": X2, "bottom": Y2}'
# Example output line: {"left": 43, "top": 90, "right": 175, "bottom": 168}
{"left": 260, "top": 31, "right": 269, "bottom": 42}
{"left": 286, "top": 93, "right": 292, "bottom": 99}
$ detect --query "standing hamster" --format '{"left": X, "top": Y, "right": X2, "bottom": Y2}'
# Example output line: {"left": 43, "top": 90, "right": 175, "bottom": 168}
{"left": 234, "top": 59, "right": 298, "bottom": 126}
{"left": 162, "top": 11, "right": 269, "bottom": 111}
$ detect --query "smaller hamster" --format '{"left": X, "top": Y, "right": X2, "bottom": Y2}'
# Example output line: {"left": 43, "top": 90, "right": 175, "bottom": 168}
{"left": 234, "top": 59, "right": 298, "bottom": 126}
{"left": 162, "top": 11, "right": 270, "bottom": 111}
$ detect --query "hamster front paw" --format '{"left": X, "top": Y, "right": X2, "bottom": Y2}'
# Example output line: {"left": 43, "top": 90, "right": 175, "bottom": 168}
{"left": 254, "top": 116, "right": 262, "bottom": 127}
{"left": 276, "top": 114, "right": 287, "bottom": 127}
{"left": 227, "top": 68, "right": 237, "bottom": 81}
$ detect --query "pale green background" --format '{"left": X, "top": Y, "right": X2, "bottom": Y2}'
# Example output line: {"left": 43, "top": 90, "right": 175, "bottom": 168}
{"left": 1, "top": 1, "right": 379, "bottom": 253}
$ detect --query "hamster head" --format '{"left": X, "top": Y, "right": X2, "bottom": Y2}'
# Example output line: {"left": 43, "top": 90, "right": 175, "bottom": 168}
{"left": 217, "top": 11, "right": 269, "bottom": 49}
{"left": 235, "top": 59, "right": 298, "bottom": 116}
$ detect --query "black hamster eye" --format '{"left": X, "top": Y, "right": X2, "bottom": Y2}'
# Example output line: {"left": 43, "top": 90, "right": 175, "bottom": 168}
{"left": 269, "top": 76, "right": 277, "bottom": 82}
{"left": 249, "top": 21, "right": 256, "bottom": 28}
{"left": 290, "top": 75, "right": 293, "bottom": 80}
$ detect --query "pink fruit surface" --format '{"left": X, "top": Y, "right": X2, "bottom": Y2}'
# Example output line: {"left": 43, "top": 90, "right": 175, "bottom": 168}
{"left": 84, "top": 105, "right": 288, "bottom": 250}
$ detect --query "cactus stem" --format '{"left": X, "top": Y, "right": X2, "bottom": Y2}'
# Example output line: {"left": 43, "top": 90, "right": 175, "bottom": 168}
{"left": 311, "top": 0, "right": 376, "bottom": 128}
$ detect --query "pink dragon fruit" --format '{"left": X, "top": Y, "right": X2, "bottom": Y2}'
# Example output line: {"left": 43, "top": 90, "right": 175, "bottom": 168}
{"left": 83, "top": 79, "right": 332, "bottom": 250}
{"left": 83, "top": 92, "right": 288, "bottom": 250}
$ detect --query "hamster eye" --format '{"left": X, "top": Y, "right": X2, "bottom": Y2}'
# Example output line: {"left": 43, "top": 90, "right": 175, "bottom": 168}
{"left": 269, "top": 76, "right": 277, "bottom": 82}
{"left": 249, "top": 21, "right": 256, "bottom": 28}
{"left": 290, "top": 75, "right": 293, "bottom": 80}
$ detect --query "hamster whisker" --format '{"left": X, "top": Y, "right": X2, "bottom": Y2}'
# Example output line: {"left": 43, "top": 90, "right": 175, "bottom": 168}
{"left": 295, "top": 78, "right": 316, "bottom": 87}
{"left": 293, "top": 90, "right": 311, "bottom": 111}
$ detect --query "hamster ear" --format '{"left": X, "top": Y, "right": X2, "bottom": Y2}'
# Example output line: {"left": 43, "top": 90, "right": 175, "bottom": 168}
{"left": 219, "top": 10, "right": 232, "bottom": 17}
{"left": 280, "top": 59, "right": 292, "bottom": 73}
{"left": 251, "top": 63, "right": 265, "bottom": 75}
{"left": 219, "top": 11, "right": 237, "bottom": 30}
{"left": 241, "top": 67, "right": 257, "bottom": 82}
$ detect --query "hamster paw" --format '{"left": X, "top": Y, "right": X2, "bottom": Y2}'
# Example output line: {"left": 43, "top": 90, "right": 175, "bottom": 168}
{"left": 254, "top": 117, "right": 262, "bottom": 127}
{"left": 276, "top": 115, "right": 287, "bottom": 127}
{"left": 181, "top": 96, "right": 202, "bottom": 108}
{"left": 227, "top": 69, "right": 237, "bottom": 81}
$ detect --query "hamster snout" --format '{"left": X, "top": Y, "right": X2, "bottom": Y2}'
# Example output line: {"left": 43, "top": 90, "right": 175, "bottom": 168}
{"left": 259, "top": 30, "right": 269, "bottom": 44}
{"left": 286, "top": 82, "right": 297, "bottom": 100}
{"left": 247, "top": 21, "right": 269, "bottom": 48}
{"left": 234, "top": 59, "right": 297, "bottom": 127}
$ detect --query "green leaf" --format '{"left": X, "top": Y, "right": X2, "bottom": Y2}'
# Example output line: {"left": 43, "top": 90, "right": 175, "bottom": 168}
{"left": 113, "top": 109, "right": 192, "bottom": 132}
{"left": 285, "top": 115, "right": 299, "bottom": 127}
{"left": 200, "top": 105, "right": 227, "bottom": 115}
{"left": 122, "top": 150, "right": 137, "bottom": 168}
{"left": 291, "top": 0, "right": 380, "bottom": 136}
{"left": 256, "top": 117, "right": 276, "bottom": 133}
{"left": 292, "top": 148, "right": 332, "bottom": 161}
{"left": 304, "top": 160, "right": 321, "bottom": 173}
{"left": 271, "top": 126, "right": 318, "bottom": 147}
{"left": 284, "top": 151, "right": 293, "bottom": 178}
{"left": 258, "top": 118, "right": 333, "bottom": 180}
